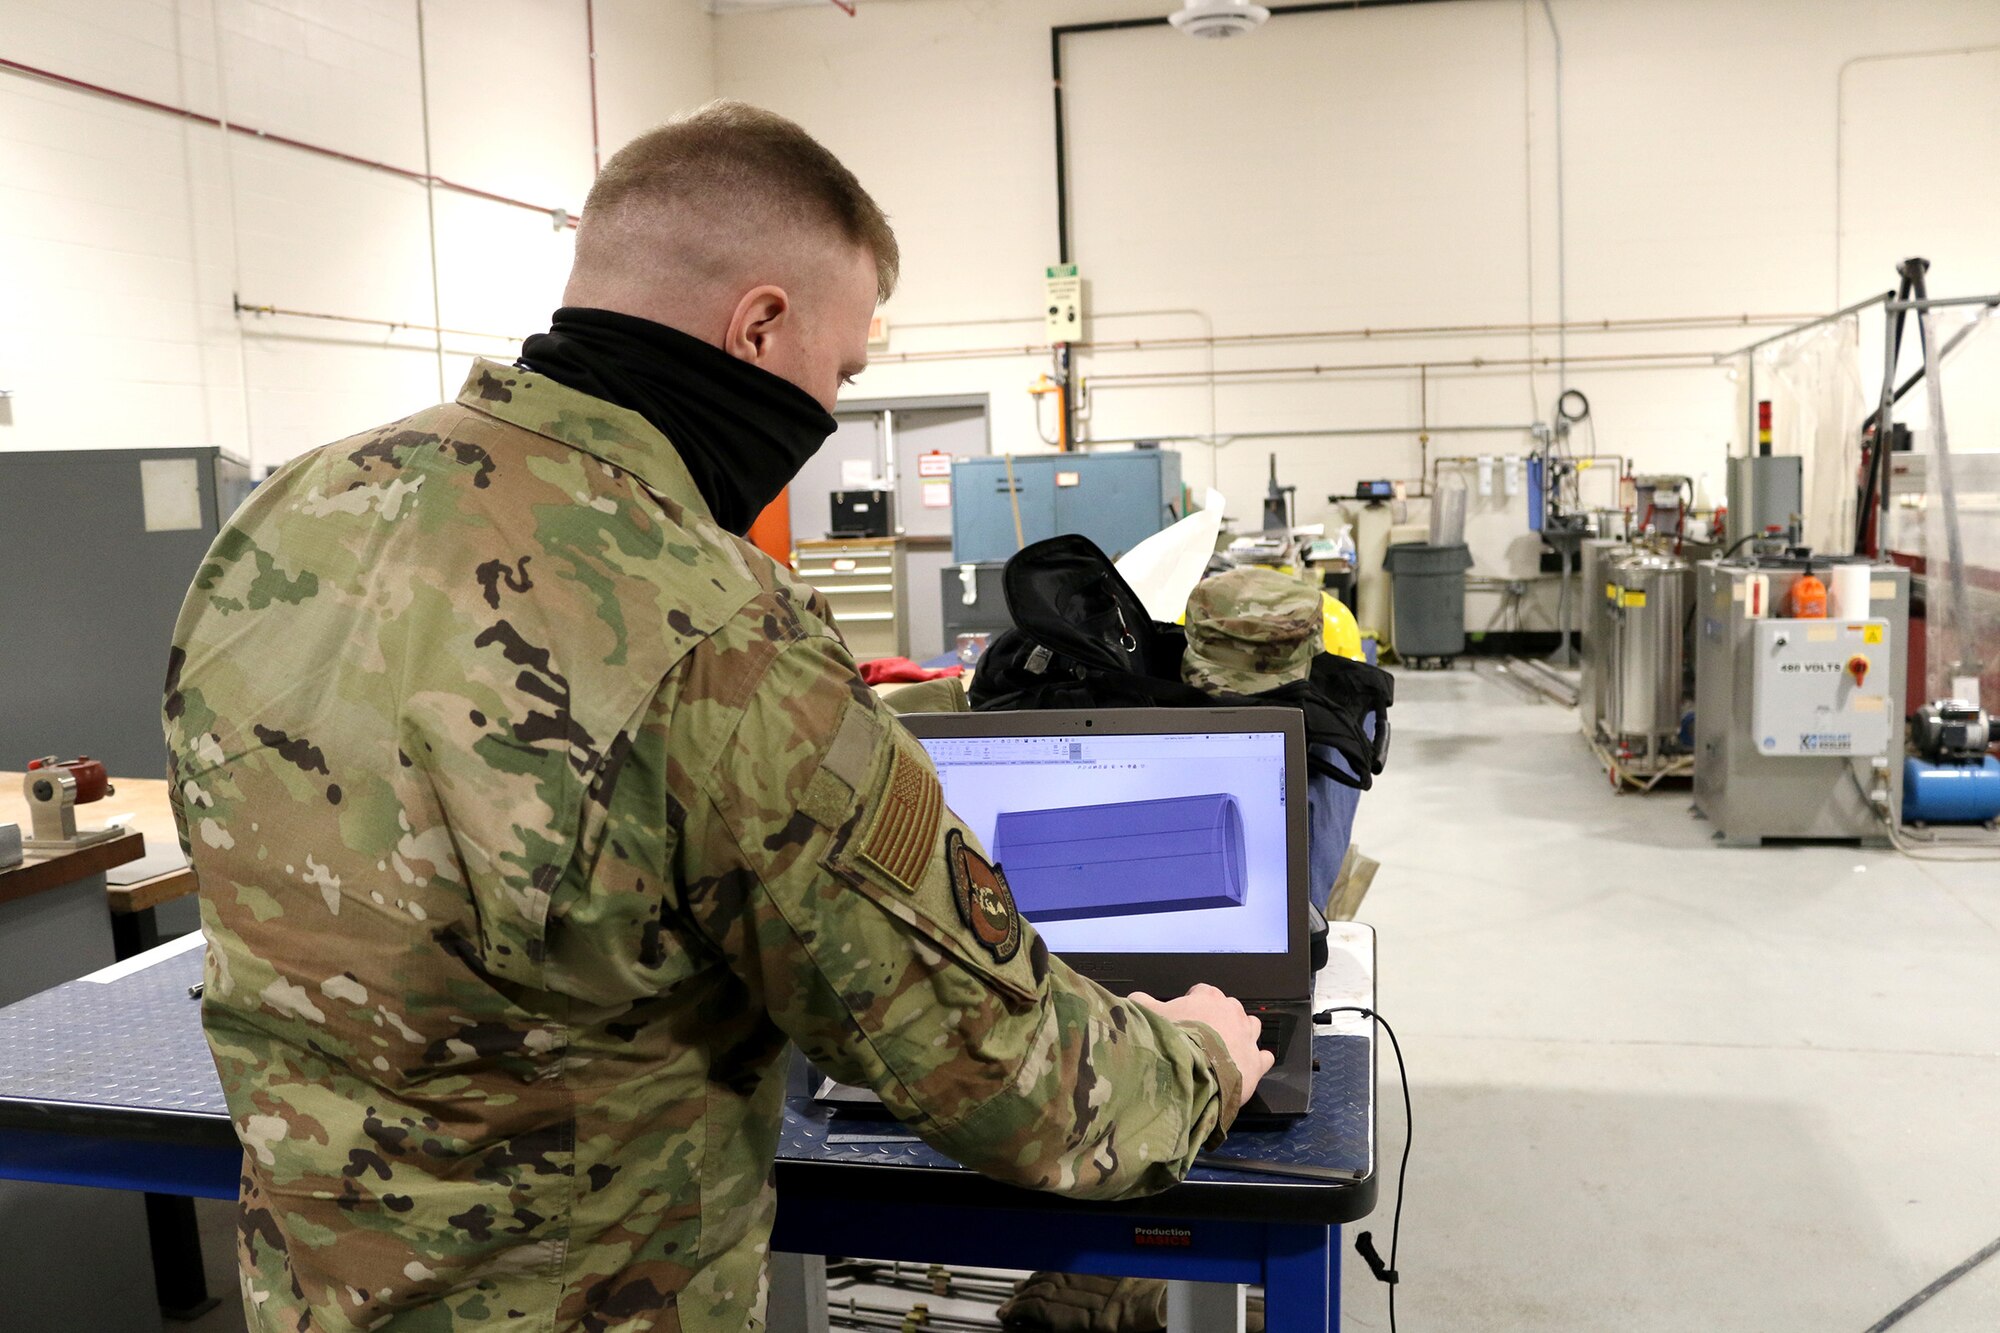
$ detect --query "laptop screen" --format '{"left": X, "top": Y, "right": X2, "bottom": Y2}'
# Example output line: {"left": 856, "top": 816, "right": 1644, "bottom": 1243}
{"left": 916, "top": 728, "right": 1290, "bottom": 955}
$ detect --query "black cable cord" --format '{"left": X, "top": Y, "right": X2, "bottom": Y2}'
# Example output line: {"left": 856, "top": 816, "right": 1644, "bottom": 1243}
{"left": 1720, "top": 530, "right": 1762, "bottom": 558}
{"left": 1318, "top": 1005, "right": 1410, "bottom": 1333}
{"left": 1864, "top": 1230, "right": 2000, "bottom": 1331}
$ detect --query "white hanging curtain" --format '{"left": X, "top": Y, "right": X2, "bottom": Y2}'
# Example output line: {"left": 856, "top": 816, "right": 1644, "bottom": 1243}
{"left": 1914, "top": 310, "right": 2000, "bottom": 705}
{"left": 1752, "top": 317, "right": 1868, "bottom": 556}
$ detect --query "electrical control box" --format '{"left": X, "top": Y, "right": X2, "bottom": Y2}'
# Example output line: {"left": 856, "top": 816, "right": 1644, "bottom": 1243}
{"left": 1693, "top": 560, "right": 1908, "bottom": 846}
{"left": 1044, "top": 263, "right": 1084, "bottom": 344}
{"left": 1749, "top": 619, "right": 1893, "bottom": 757}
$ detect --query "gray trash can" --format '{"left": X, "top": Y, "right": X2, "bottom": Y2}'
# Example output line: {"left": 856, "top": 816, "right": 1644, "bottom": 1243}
{"left": 1383, "top": 542, "right": 1474, "bottom": 662}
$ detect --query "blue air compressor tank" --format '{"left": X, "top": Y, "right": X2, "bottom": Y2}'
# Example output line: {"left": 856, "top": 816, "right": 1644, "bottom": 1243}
{"left": 1902, "top": 756, "right": 2000, "bottom": 825}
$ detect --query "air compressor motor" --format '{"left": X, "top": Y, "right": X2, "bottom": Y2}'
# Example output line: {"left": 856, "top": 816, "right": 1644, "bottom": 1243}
{"left": 1903, "top": 699, "right": 2000, "bottom": 825}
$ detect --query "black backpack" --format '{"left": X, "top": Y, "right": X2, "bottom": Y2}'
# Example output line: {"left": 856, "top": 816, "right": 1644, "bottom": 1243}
{"left": 968, "top": 535, "right": 1394, "bottom": 790}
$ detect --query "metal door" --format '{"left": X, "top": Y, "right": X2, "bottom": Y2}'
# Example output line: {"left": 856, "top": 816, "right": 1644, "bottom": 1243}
{"left": 892, "top": 405, "right": 987, "bottom": 538}
{"left": 0, "top": 447, "right": 245, "bottom": 780}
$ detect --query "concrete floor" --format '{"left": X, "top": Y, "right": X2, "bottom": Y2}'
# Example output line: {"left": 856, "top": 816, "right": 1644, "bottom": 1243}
{"left": 181, "top": 665, "right": 2000, "bottom": 1330}
{"left": 1336, "top": 667, "right": 2000, "bottom": 1331}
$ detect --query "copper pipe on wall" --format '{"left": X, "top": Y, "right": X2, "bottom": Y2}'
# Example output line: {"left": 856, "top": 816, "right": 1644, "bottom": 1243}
{"left": 0, "top": 54, "right": 580, "bottom": 228}
{"left": 863, "top": 311, "right": 1826, "bottom": 366}
{"left": 1088, "top": 349, "right": 1720, "bottom": 385}
{"left": 233, "top": 298, "right": 521, "bottom": 345}
{"left": 584, "top": 0, "right": 602, "bottom": 175}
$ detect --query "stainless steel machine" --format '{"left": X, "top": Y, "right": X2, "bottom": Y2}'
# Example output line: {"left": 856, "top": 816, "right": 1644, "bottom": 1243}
{"left": 1579, "top": 538, "right": 1695, "bottom": 787}
{"left": 1692, "top": 557, "right": 1910, "bottom": 845}
{"left": 1602, "top": 548, "right": 1694, "bottom": 754}
{"left": 1577, "top": 537, "right": 1626, "bottom": 731}
{"left": 1725, "top": 455, "right": 1803, "bottom": 546}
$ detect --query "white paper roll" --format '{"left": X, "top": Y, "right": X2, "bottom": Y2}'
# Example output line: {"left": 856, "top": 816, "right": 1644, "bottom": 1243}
{"left": 1830, "top": 563, "right": 1872, "bottom": 619}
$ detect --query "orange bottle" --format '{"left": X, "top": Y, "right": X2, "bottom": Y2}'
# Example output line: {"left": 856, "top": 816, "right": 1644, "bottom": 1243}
{"left": 1790, "top": 570, "right": 1827, "bottom": 618}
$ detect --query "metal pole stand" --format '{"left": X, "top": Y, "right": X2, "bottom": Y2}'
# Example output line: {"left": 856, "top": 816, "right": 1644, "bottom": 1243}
{"left": 1543, "top": 527, "right": 1586, "bottom": 668}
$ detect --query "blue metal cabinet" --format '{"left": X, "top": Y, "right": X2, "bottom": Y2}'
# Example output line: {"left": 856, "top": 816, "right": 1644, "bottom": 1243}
{"left": 957, "top": 458, "right": 1056, "bottom": 554}
{"left": 951, "top": 450, "right": 1181, "bottom": 563}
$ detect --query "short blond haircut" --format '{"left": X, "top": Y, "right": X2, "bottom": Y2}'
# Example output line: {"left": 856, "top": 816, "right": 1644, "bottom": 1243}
{"left": 578, "top": 101, "right": 898, "bottom": 302}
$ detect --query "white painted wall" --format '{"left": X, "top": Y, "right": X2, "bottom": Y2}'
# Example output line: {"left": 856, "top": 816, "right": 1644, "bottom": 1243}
{"left": 713, "top": 0, "right": 2000, "bottom": 626}
{"left": 0, "top": 0, "right": 714, "bottom": 469}
{"left": 3, "top": 0, "right": 1995, "bottom": 621}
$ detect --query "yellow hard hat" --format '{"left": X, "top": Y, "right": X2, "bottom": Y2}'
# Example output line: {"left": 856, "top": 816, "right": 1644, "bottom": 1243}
{"left": 1321, "top": 591, "right": 1363, "bottom": 661}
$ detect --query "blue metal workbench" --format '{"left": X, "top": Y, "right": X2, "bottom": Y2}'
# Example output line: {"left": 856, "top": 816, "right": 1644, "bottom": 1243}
{"left": 0, "top": 931, "right": 1377, "bottom": 1332}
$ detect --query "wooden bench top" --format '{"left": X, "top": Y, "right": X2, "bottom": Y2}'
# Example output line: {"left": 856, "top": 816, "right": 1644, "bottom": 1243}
{"left": 0, "top": 773, "right": 196, "bottom": 913}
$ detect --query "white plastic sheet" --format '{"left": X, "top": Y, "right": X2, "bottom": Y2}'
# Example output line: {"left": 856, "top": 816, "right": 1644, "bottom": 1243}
{"left": 1748, "top": 316, "right": 1867, "bottom": 555}
{"left": 1115, "top": 488, "right": 1227, "bottom": 623}
{"left": 1915, "top": 310, "right": 2000, "bottom": 705}
{"left": 1427, "top": 483, "right": 1467, "bottom": 547}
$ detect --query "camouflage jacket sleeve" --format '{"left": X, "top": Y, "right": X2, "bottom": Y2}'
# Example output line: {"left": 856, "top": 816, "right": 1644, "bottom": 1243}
{"left": 672, "top": 606, "right": 1242, "bottom": 1202}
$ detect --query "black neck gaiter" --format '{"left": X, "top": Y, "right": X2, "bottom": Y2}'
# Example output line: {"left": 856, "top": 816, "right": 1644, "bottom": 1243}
{"left": 518, "top": 307, "right": 838, "bottom": 534}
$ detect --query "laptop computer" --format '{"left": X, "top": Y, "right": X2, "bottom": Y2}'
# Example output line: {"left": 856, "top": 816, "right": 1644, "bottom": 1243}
{"left": 892, "top": 705, "right": 1314, "bottom": 1122}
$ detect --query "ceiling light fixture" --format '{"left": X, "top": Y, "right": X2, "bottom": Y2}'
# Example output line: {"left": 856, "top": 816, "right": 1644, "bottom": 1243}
{"left": 1168, "top": 0, "right": 1271, "bottom": 39}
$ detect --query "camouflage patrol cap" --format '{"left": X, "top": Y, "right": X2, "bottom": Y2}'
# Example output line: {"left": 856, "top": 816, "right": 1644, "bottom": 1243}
{"left": 1182, "top": 567, "right": 1321, "bottom": 696}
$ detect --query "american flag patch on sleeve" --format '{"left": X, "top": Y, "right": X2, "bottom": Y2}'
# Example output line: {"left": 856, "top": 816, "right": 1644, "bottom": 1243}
{"left": 857, "top": 741, "right": 943, "bottom": 893}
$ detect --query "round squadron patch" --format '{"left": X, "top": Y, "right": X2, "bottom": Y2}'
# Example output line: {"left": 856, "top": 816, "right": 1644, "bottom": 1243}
{"left": 946, "top": 829, "right": 1022, "bottom": 964}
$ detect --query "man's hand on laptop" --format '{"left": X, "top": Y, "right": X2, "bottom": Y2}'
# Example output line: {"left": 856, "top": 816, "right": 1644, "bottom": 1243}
{"left": 1128, "top": 984, "right": 1275, "bottom": 1110}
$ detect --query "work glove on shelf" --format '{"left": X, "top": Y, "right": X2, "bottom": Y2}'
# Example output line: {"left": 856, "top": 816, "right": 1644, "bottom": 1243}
{"left": 998, "top": 1272, "right": 1268, "bottom": 1332}
{"left": 998, "top": 1273, "right": 1166, "bottom": 1332}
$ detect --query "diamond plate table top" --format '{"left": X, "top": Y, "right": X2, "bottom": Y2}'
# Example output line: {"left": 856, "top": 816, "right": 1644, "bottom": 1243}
{"left": 0, "top": 945, "right": 221, "bottom": 1122}
{"left": 0, "top": 936, "right": 1376, "bottom": 1222}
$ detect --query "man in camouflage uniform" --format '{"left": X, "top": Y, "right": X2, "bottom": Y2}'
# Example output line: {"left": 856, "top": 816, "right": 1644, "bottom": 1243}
{"left": 165, "top": 102, "right": 1270, "bottom": 1332}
